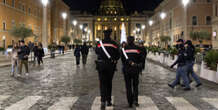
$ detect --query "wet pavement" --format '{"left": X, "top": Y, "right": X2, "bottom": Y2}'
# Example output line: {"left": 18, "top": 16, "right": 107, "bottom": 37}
{"left": 0, "top": 50, "right": 218, "bottom": 110}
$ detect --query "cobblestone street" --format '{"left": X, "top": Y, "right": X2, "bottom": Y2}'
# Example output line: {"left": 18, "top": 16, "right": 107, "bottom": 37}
{"left": 0, "top": 51, "right": 218, "bottom": 110}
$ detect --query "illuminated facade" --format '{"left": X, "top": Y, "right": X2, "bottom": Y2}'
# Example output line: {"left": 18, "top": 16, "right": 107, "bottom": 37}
{"left": 70, "top": 0, "right": 152, "bottom": 43}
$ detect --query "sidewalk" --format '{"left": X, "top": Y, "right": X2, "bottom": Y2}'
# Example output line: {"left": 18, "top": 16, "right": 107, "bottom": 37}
{"left": 0, "top": 50, "right": 73, "bottom": 68}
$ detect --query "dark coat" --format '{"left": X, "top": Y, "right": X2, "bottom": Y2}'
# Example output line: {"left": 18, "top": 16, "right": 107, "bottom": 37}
{"left": 37, "top": 48, "right": 45, "bottom": 58}
{"left": 74, "top": 47, "right": 81, "bottom": 57}
{"left": 81, "top": 45, "right": 89, "bottom": 55}
{"left": 18, "top": 45, "right": 30, "bottom": 60}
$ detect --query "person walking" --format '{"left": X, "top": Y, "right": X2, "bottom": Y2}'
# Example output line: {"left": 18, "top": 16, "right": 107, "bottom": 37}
{"left": 37, "top": 45, "right": 44, "bottom": 66}
{"left": 95, "top": 29, "right": 120, "bottom": 109}
{"left": 168, "top": 39, "right": 191, "bottom": 91}
{"left": 121, "top": 36, "right": 144, "bottom": 108}
{"left": 138, "top": 41, "right": 147, "bottom": 72}
{"left": 74, "top": 45, "right": 81, "bottom": 66}
{"left": 17, "top": 40, "right": 30, "bottom": 77}
{"left": 81, "top": 42, "right": 89, "bottom": 65}
{"left": 33, "top": 43, "right": 38, "bottom": 65}
{"left": 184, "top": 40, "right": 202, "bottom": 87}
{"left": 11, "top": 43, "right": 19, "bottom": 77}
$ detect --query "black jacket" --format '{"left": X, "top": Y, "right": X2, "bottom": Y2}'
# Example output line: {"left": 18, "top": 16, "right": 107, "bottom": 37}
{"left": 18, "top": 45, "right": 30, "bottom": 60}
{"left": 121, "top": 44, "right": 144, "bottom": 73}
{"left": 95, "top": 38, "right": 120, "bottom": 62}
{"left": 81, "top": 45, "right": 89, "bottom": 55}
{"left": 185, "top": 45, "right": 195, "bottom": 61}
{"left": 171, "top": 48, "right": 186, "bottom": 67}
{"left": 37, "top": 48, "right": 45, "bottom": 58}
{"left": 139, "top": 46, "right": 147, "bottom": 59}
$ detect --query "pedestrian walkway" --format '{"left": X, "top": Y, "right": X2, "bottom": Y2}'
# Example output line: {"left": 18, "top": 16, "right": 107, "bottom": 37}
{"left": 0, "top": 95, "right": 218, "bottom": 110}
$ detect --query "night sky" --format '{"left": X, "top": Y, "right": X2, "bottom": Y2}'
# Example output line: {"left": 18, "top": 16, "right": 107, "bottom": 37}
{"left": 63, "top": 0, "right": 163, "bottom": 12}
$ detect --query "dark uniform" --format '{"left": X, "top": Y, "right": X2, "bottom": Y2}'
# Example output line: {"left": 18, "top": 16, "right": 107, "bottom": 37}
{"left": 139, "top": 45, "right": 147, "bottom": 71}
{"left": 95, "top": 30, "right": 120, "bottom": 108}
{"left": 121, "top": 36, "right": 144, "bottom": 107}
{"left": 185, "top": 40, "right": 202, "bottom": 87}
{"left": 169, "top": 39, "right": 191, "bottom": 91}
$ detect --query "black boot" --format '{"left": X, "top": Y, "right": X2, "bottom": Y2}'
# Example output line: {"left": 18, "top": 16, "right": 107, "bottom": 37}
{"left": 107, "top": 101, "right": 112, "bottom": 106}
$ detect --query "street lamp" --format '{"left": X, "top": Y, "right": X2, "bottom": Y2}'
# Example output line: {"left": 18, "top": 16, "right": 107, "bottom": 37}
{"left": 149, "top": 20, "right": 153, "bottom": 26}
{"left": 160, "top": 12, "right": 167, "bottom": 20}
{"left": 73, "top": 20, "right": 77, "bottom": 26}
{"left": 41, "top": 0, "right": 48, "bottom": 6}
{"left": 41, "top": 0, "right": 49, "bottom": 49}
{"left": 142, "top": 25, "right": 146, "bottom": 30}
{"left": 182, "top": 0, "right": 190, "bottom": 40}
{"left": 182, "top": 0, "right": 190, "bottom": 7}
{"left": 62, "top": 12, "right": 67, "bottom": 35}
{"left": 79, "top": 25, "right": 83, "bottom": 30}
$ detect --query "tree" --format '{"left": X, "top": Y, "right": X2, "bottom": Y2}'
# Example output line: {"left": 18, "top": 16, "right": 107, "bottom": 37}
{"left": 9, "top": 24, "right": 33, "bottom": 40}
{"left": 160, "top": 36, "right": 171, "bottom": 48}
{"left": 73, "top": 39, "right": 82, "bottom": 45}
{"left": 190, "top": 31, "right": 211, "bottom": 47}
{"left": 61, "top": 35, "right": 71, "bottom": 45}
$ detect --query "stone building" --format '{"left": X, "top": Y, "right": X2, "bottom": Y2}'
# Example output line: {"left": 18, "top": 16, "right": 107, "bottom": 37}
{"left": 70, "top": 0, "right": 152, "bottom": 43}
{"left": 0, "top": 0, "right": 70, "bottom": 48}
{"left": 148, "top": 0, "right": 213, "bottom": 46}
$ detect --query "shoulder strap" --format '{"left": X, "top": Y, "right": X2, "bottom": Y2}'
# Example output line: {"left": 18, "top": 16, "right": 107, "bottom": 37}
{"left": 122, "top": 48, "right": 128, "bottom": 60}
{"left": 100, "top": 41, "right": 111, "bottom": 59}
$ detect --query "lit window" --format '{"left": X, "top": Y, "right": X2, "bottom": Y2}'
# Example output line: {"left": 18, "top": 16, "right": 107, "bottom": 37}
{"left": 192, "top": 16, "right": 197, "bottom": 25}
{"left": 104, "top": 18, "right": 108, "bottom": 21}
{"left": 206, "top": 16, "right": 212, "bottom": 25}
{"left": 3, "top": 22, "right": 6, "bottom": 31}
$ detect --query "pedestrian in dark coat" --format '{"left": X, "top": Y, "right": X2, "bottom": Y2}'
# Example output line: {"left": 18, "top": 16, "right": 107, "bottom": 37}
{"left": 138, "top": 42, "right": 147, "bottom": 71}
{"left": 95, "top": 29, "right": 120, "bottom": 109}
{"left": 121, "top": 36, "right": 144, "bottom": 108}
{"left": 81, "top": 42, "right": 89, "bottom": 64}
{"left": 37, "top": 45, "right": 44, "bottom": 65}
{"left": 74, "top": 45, "right": 81, "bottom": 65}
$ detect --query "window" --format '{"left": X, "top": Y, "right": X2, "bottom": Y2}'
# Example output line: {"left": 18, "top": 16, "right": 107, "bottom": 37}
{"left": 3, "top": 0, "right": 6, "bottom": 4}
{"left": 22, "top": 5, "right": 25, "bottom": 11}
{"left": 3, "top": 22, "right": 6, "bottom": 31}
{"left": 12, "top": 0, "right": 15, "bottom": 7}
{"left": 12, "top": 20, "right": 15, "bottom": 26}
{"left": 206, "top": 16, "right": 212, "bottom": 25}
{"left": 28, "top": 8, "right": 31, "bottom": 14}
{"left": 193, "top": 0, "right": 196, "bottom": 2}
{"left": 207, "top": 0, "right": 211, "bottom": 3}
{"left": 192, "top": 16, "right": 197, "bottom": 25}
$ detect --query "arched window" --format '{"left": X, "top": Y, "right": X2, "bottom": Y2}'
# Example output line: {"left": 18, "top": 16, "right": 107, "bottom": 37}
{"left": 3, "top": 22, "right": 6, "bottom": 31}
{"left": 206, "top": 16, "right": 212, "bottom": 25}
{"left": 192, "top": 16, "right": 197, "bottom": 25}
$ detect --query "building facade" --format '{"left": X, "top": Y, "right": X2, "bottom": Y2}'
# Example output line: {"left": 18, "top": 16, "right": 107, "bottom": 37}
{"left": 212, "top": 0, "right": 218, "bottom": 49}
{"left": 70, "top": 0, "right": 152, "bottom": 43}
{"left": 148, "top": 0, "right": 213, "bottom": 47}
{"left": 0, "top": 0, "right": 70, "bottom": 48}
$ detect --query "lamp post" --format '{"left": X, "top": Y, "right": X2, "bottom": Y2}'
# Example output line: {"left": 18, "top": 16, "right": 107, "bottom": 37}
{"left": 72, "top": 20, "right": 77, "bottom": 39}
{"left": 41, "top": 0, "right": 49, "bottom": 48}
{"left": 182, "top": 0, "right": 190, "bottom": 40}
{"left": 62, "top": 12, "right": 67, "bottom": 35}
{"left": 149, "top": 20, "right": 153, "bottom": 46}
{"left": 142, "top": 25, "right": 146, "bottom": 41}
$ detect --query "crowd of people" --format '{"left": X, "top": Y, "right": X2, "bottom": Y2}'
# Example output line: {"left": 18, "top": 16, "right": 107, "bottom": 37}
{"left": 10, "top": 40, "right": 44, "bottom": 77}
